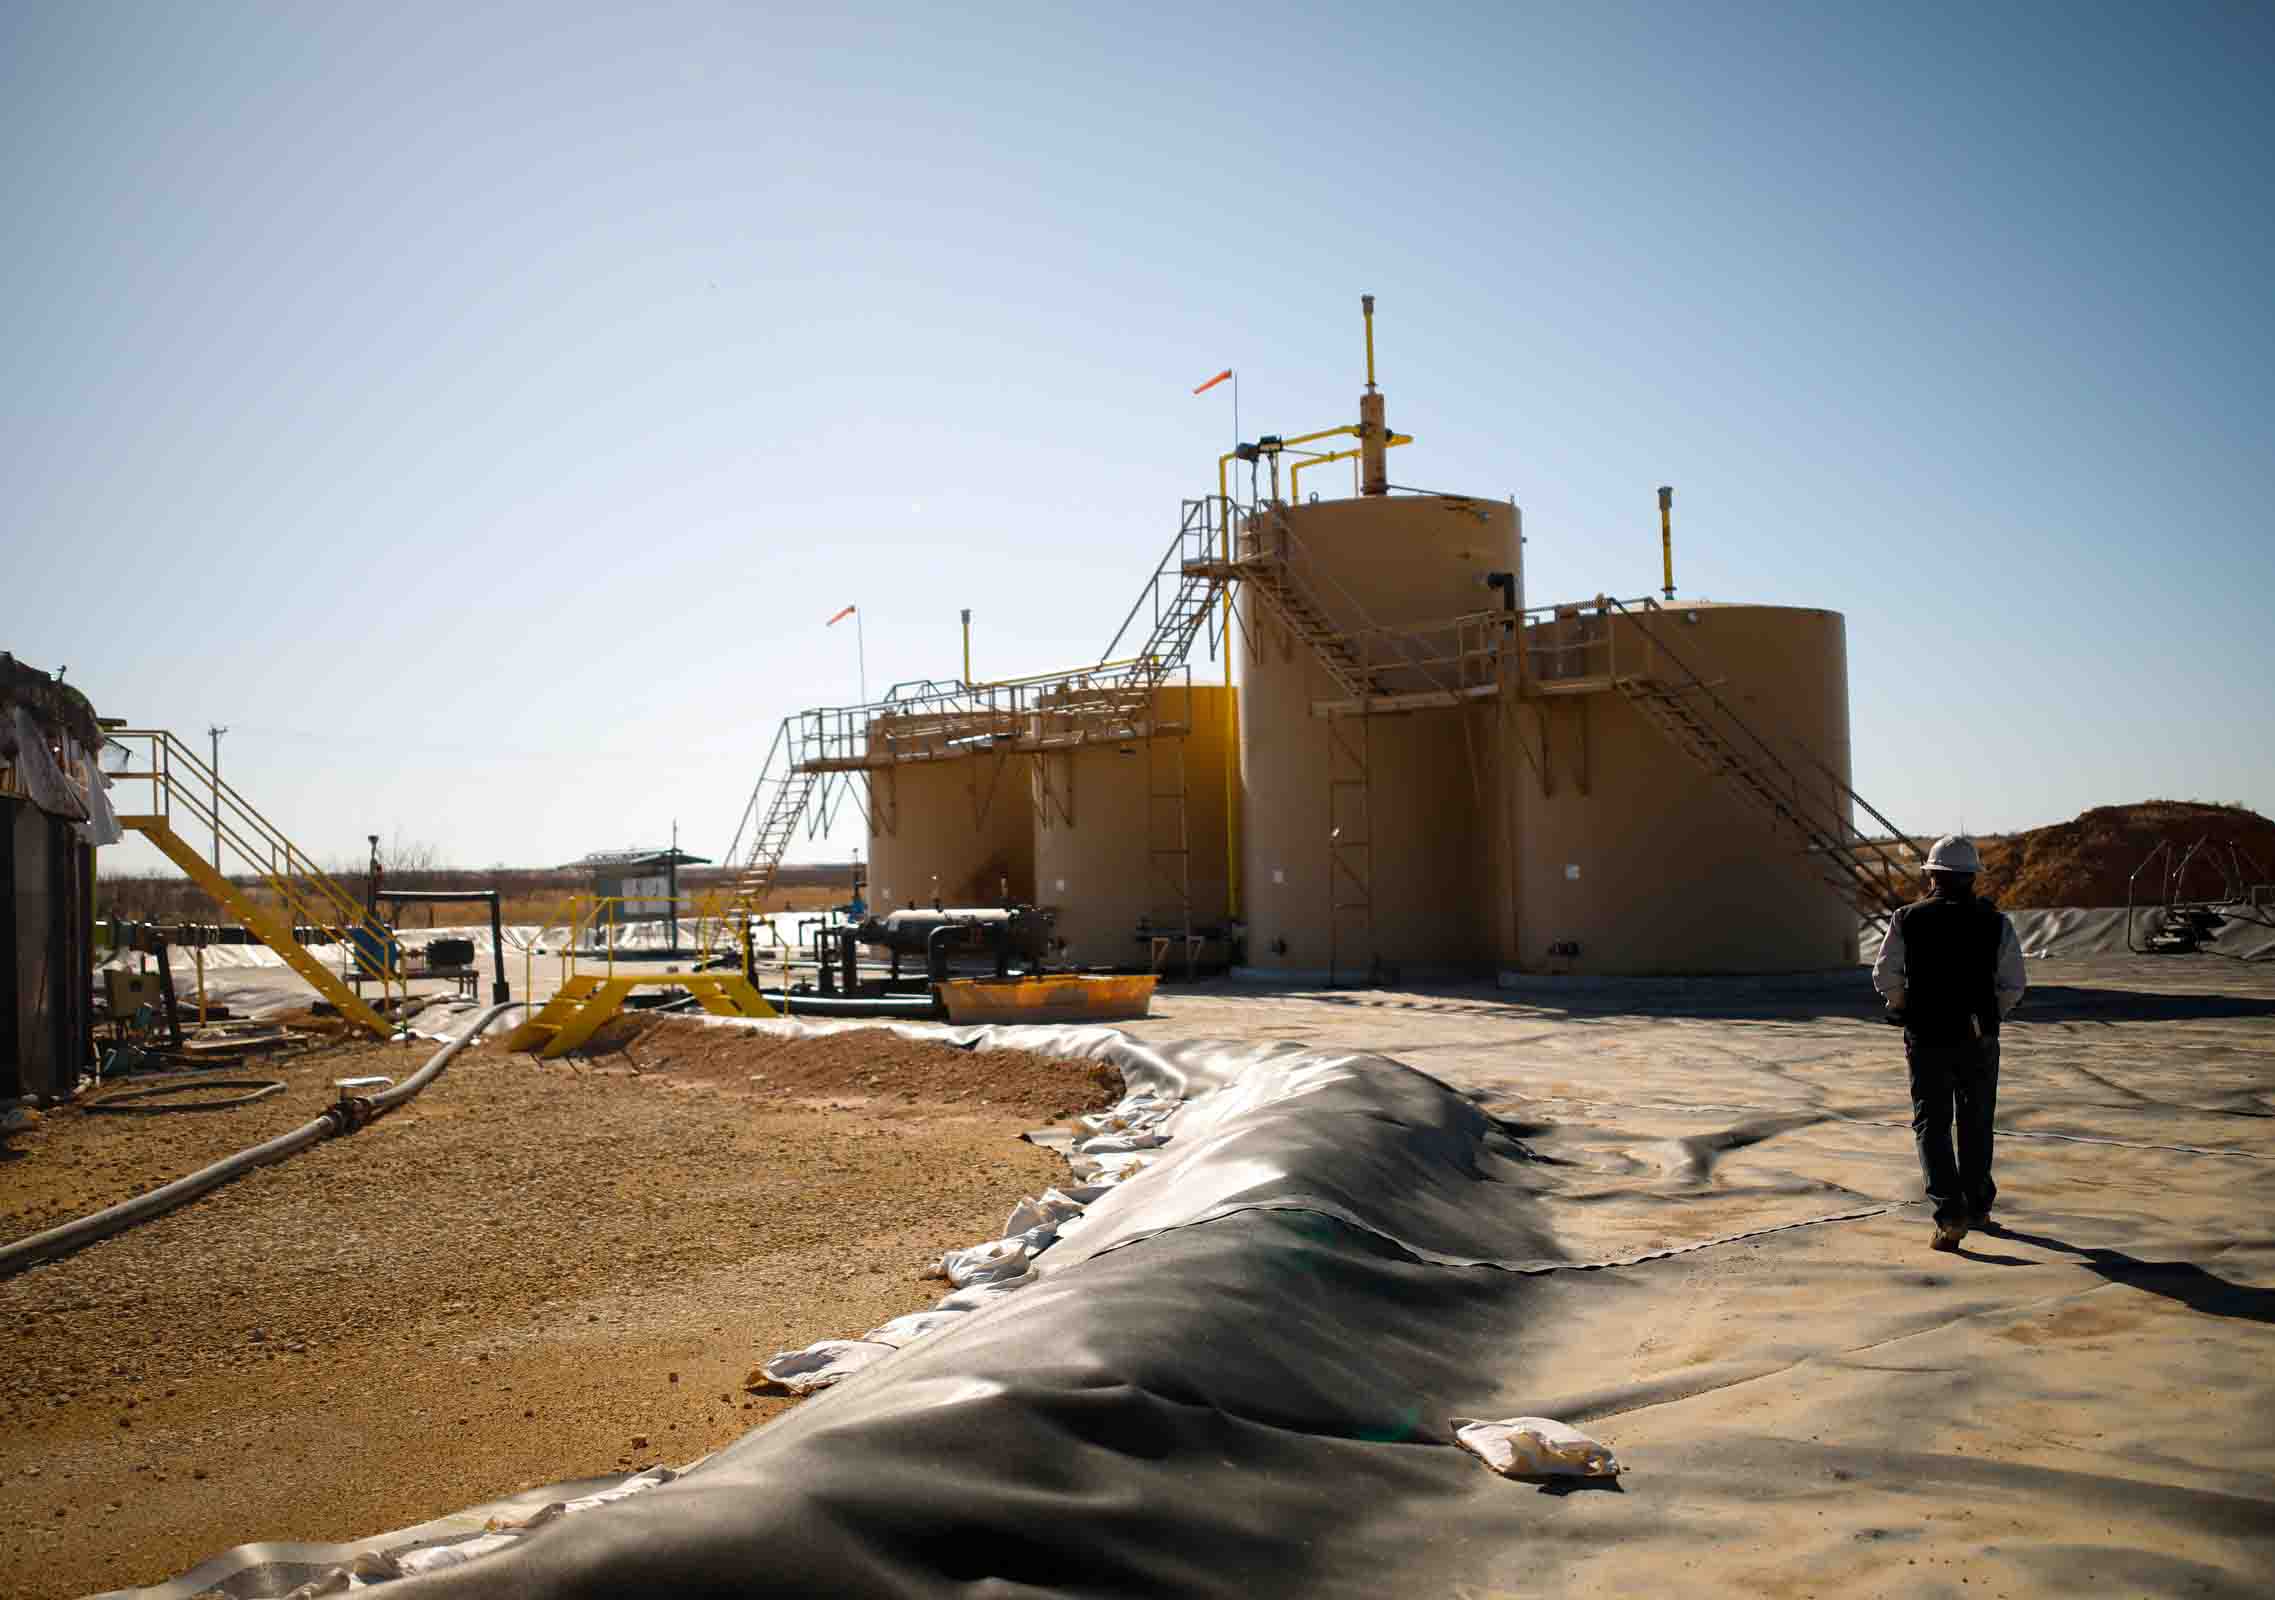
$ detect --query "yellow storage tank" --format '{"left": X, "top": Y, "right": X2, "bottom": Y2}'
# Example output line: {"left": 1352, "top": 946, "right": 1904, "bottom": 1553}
{"left": 864, "top": 711, "right": 1035, "bottom": 910}
{"left": 1030, "top": 683, "right": 1236, "bottom": 968}
{"left": 1236, "top": 493, "right": 1520, "bottom": 979}
{"left": 1497, "top": 602, "right": 1858, "bottom": 975}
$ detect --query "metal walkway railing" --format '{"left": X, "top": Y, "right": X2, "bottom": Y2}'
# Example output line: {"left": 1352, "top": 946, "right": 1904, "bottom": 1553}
{"left": 108, "top": 729, "right": 403, "bottom": 1035}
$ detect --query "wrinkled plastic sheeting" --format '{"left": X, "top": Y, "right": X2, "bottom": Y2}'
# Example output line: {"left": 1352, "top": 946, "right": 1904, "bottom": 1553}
{"left": 755, "top": 1340, "right": 896, "bottom": 1395}
{"left": 1859, "top": 906, "right": 2275, "bottom": 962}
{"left": 1453, "top": 1416, "right": 1622, "bottom": 1478}
{"left": 249, "top": 1470, "right": 682, "bottom": 1598}
{"left": 9, "top": 706, "right": 88, "bottom": 822}
{"left": 126, "top": 1029, "right": 1579, "bottom": 1599}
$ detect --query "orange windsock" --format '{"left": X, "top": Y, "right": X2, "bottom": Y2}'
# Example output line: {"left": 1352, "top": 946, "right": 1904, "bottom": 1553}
{"left": 826, "top": 604, "right": 856, "bottom": 627}
{"left": 1191, "top": 369, "right": 1232, "bottom": 395}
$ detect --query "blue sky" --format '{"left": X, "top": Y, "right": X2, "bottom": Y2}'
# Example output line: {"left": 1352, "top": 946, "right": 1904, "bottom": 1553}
{"left": 6, "top": 1, "right": 2270, "bottom": 873}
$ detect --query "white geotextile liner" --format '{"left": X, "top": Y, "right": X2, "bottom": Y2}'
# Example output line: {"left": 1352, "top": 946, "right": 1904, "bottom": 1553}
{"left": 118, "top": 976, "right": 2275, "bottom": 1600}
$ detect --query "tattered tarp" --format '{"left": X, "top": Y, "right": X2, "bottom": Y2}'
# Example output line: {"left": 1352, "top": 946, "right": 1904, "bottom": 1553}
{"left": 0, "top": 651, "right": 104, "bottom": 753}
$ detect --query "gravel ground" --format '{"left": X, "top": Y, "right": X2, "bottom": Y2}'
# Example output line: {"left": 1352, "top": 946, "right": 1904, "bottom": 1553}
{"left": 0, "top": 1022, "right": 1115, "bottom": 1600}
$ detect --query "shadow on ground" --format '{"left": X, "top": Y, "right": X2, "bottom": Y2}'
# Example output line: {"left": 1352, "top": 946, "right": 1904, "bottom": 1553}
{"left": 1968, "top": 1224, "right": 2275, "bottom": 1325}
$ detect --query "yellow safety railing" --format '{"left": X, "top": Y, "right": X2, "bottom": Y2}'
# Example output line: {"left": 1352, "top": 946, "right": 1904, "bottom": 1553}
{"left": 525, "top": 892, "right": 761, "bottom": 1002}
{"left": 107, "top": 729, "right": 409, "bottom": 1022}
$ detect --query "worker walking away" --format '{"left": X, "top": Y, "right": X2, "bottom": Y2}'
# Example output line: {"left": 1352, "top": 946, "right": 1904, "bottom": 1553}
{"left": 1872, "top": 835, "right": 2027, "bottom": 1252}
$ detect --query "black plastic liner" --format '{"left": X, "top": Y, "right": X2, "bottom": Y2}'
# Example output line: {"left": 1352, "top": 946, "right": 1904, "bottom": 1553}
{"left": 118, "top": 1034, "right": 1582, "bottom": 1598}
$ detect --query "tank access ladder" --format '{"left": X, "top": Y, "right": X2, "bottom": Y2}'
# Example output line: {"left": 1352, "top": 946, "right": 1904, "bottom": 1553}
{"left": 1098, "top": 499, "right": 1236, "bottom": 685}
{"left": 1596, "top": 599, "right": 1914, "bottom": 930}
{"left": 1175, "top": 507, "right": 1391, "bottom": 704}
{"left": 718, "top": 717, "right": 819, "bottom": 929}
{"left": 108, "top": 729, "right": 402, "bottom": 1037}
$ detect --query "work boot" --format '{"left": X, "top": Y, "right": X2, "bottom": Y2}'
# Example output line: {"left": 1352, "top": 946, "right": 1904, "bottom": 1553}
{"left": 1931, "top": 1219, "right": 1967, "bottom": 1252}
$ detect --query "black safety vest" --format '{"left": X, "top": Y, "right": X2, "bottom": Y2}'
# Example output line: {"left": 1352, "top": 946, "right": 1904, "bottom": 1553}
{"left": 1893, "top": 894, "right": 2005, "bottom": 1045}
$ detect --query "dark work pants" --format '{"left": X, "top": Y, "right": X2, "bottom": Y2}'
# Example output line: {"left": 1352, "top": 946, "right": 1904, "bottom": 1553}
{"left": 1906, "top": 1035, "right": 2000, "bottom": 1226}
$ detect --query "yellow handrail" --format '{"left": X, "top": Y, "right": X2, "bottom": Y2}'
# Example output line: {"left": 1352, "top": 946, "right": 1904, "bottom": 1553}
{"left": 109, "top": 727, "right": 408, "bottom": 1014}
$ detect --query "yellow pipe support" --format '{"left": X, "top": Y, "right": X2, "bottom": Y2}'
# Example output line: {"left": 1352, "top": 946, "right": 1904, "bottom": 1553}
{"left": 1290, "top": 446, "right": 1362, "bottom": 503}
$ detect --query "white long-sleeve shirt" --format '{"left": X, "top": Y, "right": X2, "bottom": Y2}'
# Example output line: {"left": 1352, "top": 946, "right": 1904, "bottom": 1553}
{"left": 1872, "top": 907, "right": 2028, "bottom": 1016}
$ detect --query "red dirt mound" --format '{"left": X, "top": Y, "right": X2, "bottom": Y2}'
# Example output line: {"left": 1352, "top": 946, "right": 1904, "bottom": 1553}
{"left": 1973, "top": 801, "right": 2275, "bottom": 908}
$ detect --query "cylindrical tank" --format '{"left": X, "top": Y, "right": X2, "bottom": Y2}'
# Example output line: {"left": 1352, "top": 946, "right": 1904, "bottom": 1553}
{"left": 1496, "top": 602, "right": 1857, "bottom": 975}
{"left": 1237, "top": 494, "right": 1520, "bottom": 977}
{"left": 1032, "top": 683, "right": 1235, "bottom": 968}
{"left": 865, "top": 712, "right": 1035, "bottom": 911}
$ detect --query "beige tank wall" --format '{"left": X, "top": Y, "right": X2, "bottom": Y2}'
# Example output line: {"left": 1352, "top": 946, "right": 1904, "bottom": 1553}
{"left": 1503, "top": 604, "right": 1857, "bottom": 975}
{"left": 1237, "top": 494, "right": 1519, "bottom": 976}
{"left": 865, "top": 727, "right": 1035, "bottom": 910}
{"left": 1032, "top": 684, "right": 1235, "bottom": 968}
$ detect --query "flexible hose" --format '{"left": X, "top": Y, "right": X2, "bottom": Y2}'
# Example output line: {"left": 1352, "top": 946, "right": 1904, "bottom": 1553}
{"left": 87, "top": 1079, "right": 286, "bottom": 1114}
{"left": 0, "top": 1001, "right": 512, "bottom": 1279}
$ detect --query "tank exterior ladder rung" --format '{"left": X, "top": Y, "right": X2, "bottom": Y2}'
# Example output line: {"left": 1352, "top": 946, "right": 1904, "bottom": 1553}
{"left": 1143, "top": 732, "right": 1193, "bottom": 971}
{"left": 1325, "top": 703, "right": 1376, "bottom": 985}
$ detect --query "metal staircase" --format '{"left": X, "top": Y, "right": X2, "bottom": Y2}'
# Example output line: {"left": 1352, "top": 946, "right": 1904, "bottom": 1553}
{"left": 108, "top": 730, "right": 402, "bottom": 1036}
{"left": 1231, "top": 560, "right": 1384, "bottom": 703}
{"left": 1598, "top": 599, "right": 1914, "bottom": 928}
{"left": 1102, "top": 499, "right": 1233, "bottom": 685}
{"left": 718, "top": 717, "right": 818, "bottom": 925}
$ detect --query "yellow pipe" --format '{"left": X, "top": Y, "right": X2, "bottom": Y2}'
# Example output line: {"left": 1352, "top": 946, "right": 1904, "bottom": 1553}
{"left": 1362, "top": 293, "right": 1377, "bottom": 389}
{"left": 1279, "top": 423, "right": 1360, "bottom": 451}
{"left": 961, "top": 608, "right": 973, "bottom": 686}
{"left": 1658, "top": 486, "right": 1674, "bottom": 600}
{"left": 1288, "top": 434, "right": 1411, "bottom": 502}
{"left": 1222, "top": 666, "right": 1239, "bottom": 927}
{"left": 1215, "top": 461, "right": 1238, "bottom": 923}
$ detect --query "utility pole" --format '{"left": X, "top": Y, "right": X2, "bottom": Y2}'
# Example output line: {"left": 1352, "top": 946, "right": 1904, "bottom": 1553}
{"left": 207, "top": 725, "right": 228, "bottom": 875}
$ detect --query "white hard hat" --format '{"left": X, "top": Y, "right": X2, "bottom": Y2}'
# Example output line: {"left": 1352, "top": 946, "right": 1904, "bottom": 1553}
{"left": 1925, "top": 835, "right": 1981, "bottom": 875}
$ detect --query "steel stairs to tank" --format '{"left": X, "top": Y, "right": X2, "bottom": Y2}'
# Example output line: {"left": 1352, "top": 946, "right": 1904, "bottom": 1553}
{"left": 1120, "top": 500, "right": 1234, "bottom": 689}
{"left": 715, "top": 502, "right": 1254, "bottom": 949}
{"left": 109, "top": 729, "right": 401, "bottom": 1036}
{"left": 1599, "top": 599, "right": 1913, "bottom": 929}
{"left": 719, "top": 717, "right": 817, "bottom": 928}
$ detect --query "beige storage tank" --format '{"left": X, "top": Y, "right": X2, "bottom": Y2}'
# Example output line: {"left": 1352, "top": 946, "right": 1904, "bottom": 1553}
{"left": 865, "top": 713, "right": 1035, "bottom": 910}
{"left": 1237, "top": 493, "right": 1520, "bottom": 978}
{"left": 1496, "top": 602, "right": 1858, "bottom": 975}
{"left": 1031, "top": 683, "right": 1236, "bottom": 967}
